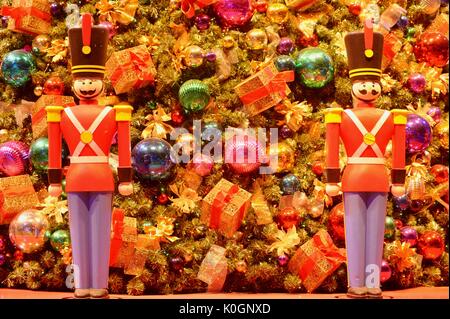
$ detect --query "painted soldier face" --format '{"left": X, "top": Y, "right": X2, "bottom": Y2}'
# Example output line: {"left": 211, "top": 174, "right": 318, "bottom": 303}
{"left": 73, "top": 78, "right": 104, "bottom": 100}
{"left": 351, "top": 80, "right": 381, "bottom": 103}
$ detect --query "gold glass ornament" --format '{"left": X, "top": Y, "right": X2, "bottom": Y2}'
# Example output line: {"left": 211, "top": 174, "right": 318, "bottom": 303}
{"left": 222, "top": 36, "right": 236, "bottom": 49}
{"left": 267, "top": 142, "right": 296, "bottom": 173}
{"left": 183, "top": 45, "right": 204, "bottom": 68}
{"left": 246, "top": 28, "right": 268, "bottom": 50}
{"left": 9, "top": 209, "right": 49, "bottom": 253}
{"left": 32, "top": 34, "right": 51, "bottom": 55}
{"left": 34, "top": 85, "right": 43, "bottom": 96}
{"left": 435, "top": 120, "right": 449, "bottom": 149}
{"left": 266, "top": 3, "right": 289, "bottom": 24}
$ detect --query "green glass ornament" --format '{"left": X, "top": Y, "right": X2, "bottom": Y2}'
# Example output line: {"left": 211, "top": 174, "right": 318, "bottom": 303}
{"left": 30, "top": 137, "right": 49, "bottom": 172}
{"left": 50, "top": 229, "right": 70, "bottom": 251}
{"left": 1, "top": 50, "right": 36, "bottom": 88}
{"left": 178, "top": 80, "right": 210, "bottom": 113}
{"left": 295, "top": 48, "right": 334, "bottom": 89}
{"left": 146, "top": 101, "right": 157, "bottom": 110}
{"left": 384, "top": 216, "right": 396, "bottom": 239}
{"left": 406, "top": 27, "right": 416, "bottom": 39}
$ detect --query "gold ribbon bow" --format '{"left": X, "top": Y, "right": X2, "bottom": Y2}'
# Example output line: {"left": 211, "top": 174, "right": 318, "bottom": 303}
{"left": 313, "top": 179, "right": 333, "bottom": 208}
{"left": 386, "top": 241, "right": 417, "bottom": 273}
{"left": 141, "top": 106, "right": 174, "bottom": 139}
{"left": 170, "top": 22, "right": 191, "bottom": 72}
{"left": 45, "top": 38, "right": 69, "bottom": 63}
{"left": 96, "top": 0, "right": 138, "bottom": 25}
{"left": 409, "top": 62, "right": 449, "bottom": 98}
{"left": 138, "top": 35, "right": 161, "bottom": 53}
{"left": 169, "top": 183, "right": 201, "bottom": 214}
{"left": 275, "top": 100, "right": 312, "bottom": 132}
{"left": 39, "top": 196, "right": 68, "bottom": 224}
{"left": 144, "top": 216, "right": 179, "bottom": 243}
{"left": 268, "top": 226, "right": 300, "bottom": 257}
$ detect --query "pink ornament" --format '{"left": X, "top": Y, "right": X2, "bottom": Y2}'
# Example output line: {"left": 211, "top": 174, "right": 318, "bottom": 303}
{"left": 408, "top": 73, "right": 426, "bottom": 93}
{"left": 427, "top": 107, "right": 442, "bottom": 123}
{"left": 225, "top": 134, "right": 264, "bottom": 174}
{"left": 191, "top": 153, "right": 214, "bottom": 176}
{"left": 0, "top": 141, "right": 30, "bottom": 176}
{"left": 195, "top": 13, "right": 211, "bottom": 31}
{"left": 278, "top": 254, "right": 289, "bottom": 266}
{"left": 400, "top": 226, "right": 418, "bottom": 247}
{"left": 213, "top": 0, "right": 254, "bottom": 29}
{"left": 99, "top": 21, "right": 117, "bottom": 39}
{"left": 277, "top": 37, "right": 294, "bottom": 55}
{"left": 380, "top": 260, "right": 392, "bottom": 283}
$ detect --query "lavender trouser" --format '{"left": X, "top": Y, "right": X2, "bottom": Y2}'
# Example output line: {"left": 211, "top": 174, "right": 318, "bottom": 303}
{"left": 67, "top": 192, "right": 113, "bottom": 289}
{"left": 343, "top": 192, "right": 387, "bottom": 289}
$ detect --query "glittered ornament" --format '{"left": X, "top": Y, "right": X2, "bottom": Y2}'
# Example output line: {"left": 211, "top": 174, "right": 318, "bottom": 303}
{"left": 183, "top": 45, "right": 204, "bottom": 67}
{"left": 246, "top": 29, "right": 268, "bottom": 50}
{"left": 0, "top": 141, "right": 30, "bottom": 176}
{"left": 295, "top": 48, "right": 334, "bottom": 89}
{"left": 413, "top": 32, "right": 449, "bottom": 68}
{"left": 281, "top": 174, "right": 300, "bottom": 195}
{"left": 426, "top": 107, "right": 441, "bottom": 123}
{"left": 195, "top": 13, "right": 211, "bottom": 30}
{"left": 30, "top": 137, "right": 50, "bottom": 172}
{"left": 213, "top": 0, "right": 254, "bottom": 29}
{"left": 31, "top": 34, "right": 51, "bottom": 56}
{"left": 384, "top": 216, "right": 396, "bottom": 239}
{"left": 430, "top": 164, "right": 449, "bottom": 184}
{"left": 276, "top": 207, "right": 300, "bottom": 230}
{"left": 418, "top": 230, "right": 445, "bottom": 260}
{"left": 1, "top": 50, "right": 36, "bottom": 88}
{"left": 226, "top": 134, "right": 264, "bottom": 174}
{"left": 400, "top": 227, "right": 418, "bottom": 247}
{"left": 266, "top": 2, "right": 289, "bottom": 24}
{"left": 131, "top": 138, "right": 174, "bottom": 181}
{"left": 277, "top": 37, "right": 295, "bottom": 55}
{"left": 43, "top": 76, "right": 65, "bottom": 95}
{"left": 280, "top": 125, "right": 293, "bottom": 139}
{"left": 407, "top": 73, "right": 426, "bottom": 93}
{"left": 278, "top": 254, "right": 289, "bottom": 266}
{"left": 405, "top": 114, "right": 432, "bottom": 153}
{"left": 191, "top": 153, "right": 214, "bottom": 176}
{"left": 50, "top": 229, "right": 71, "bottom": 251}
{"left": 274, "top": 55, "right": 296, "bottom": 72}
{"left": 179, "top": 80, "right": 210, "bottom": 113}
{"left": 380, "top": 260, "right": 392, "bottom": 283}
{"left": 267, "top": 141, "right": 295, "bottom": 173}
{"left": 397, "top": 15, "right": 408, "bottom": 28}
{"left": 236, "top": 260, "right": 247, "bottom": 272}
{"left": 251, "top": 0, "right": 268, "bottom": 12}
{"left": 9, "top": 209, "right": 49, "bottom": 254}
{"left": 328, "top": 202, "right": 345, "bottom": 242}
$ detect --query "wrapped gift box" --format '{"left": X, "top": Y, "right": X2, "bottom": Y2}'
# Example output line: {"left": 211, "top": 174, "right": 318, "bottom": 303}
{"left": 234, "top": 63, "right": 293, "bottom": 116}
{"left": 109, "top": 208, "right": 138, "bottom": 268}
{"left": 288, "top": 229, "right": 346, "bottom": 292}
{"left": 197, "top": 245, "right": 228, "bottom": 292}
{"left": 31, "top": 95, "right": 75, "bottom": 139}
{"left": 284, "top": 0, "right": 319, "bottom": 11}
{"left": 1, "top": 0, "right": 51, "bottom": 35}
{"left": 105, "top": 45, "right": 156, "bottom": 95}
{"left": 201, "top": 178, "right": 251, "bottom": 238}
{"left": 0, "top": 174, "right": 39, "bottom": 224}
{"left": 124, "top": 234, "right": 160, "bottom": 276}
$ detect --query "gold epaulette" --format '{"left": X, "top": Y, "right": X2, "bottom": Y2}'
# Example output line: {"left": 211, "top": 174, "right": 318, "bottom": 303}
{"left": 45, "top": 106, "right": 64, "bottom": 123}
{"left": 113, "top": 104, "right": 133, "bottom": 121}
{"left": 391, "top": 109, "right": 409, "bottom": 125}
{"left": 324, "top": 107, "right": 344, "bottom": 124}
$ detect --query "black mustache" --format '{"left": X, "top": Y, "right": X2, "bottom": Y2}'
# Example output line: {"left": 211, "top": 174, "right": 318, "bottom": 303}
{"left": 358, "top": 89, "right": 379, "bottom": 95}
{"left": 80, "top": 89, "right": 96, "bottom": 95}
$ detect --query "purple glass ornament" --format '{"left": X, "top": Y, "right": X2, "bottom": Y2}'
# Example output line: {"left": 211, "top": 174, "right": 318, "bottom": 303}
{"left": 204, "top": 51, "right": 217, "bottom": 62}
{"left": 397, "top": 15, "right": 409, "bottom": 28}
{"left": 99, "top": 21, "right": 117, "bottom": 39}
{"left": 0, "top": 141, "right": 30, "bottom": 176}
{"left": 280, "top": 125, "right": 293, "bottom": 139}
{"left": 0, "top": 254, "right": 5, "bottom": 266}
{"left": 427, "top": 107, "right": 442, "bottom": 123}
{"left": 380, "top": 260, "right": 392, "bottom": 283}
{"left": 50, "top": 2, "right": 63, "bottom": 16}
{"left": 277, "top": 37, "right": 294, "bottom": 55}
{"left": 278, "top": 254, "right": 289, "bottom": 266}
{"left": 1, "top": 16, "right": 9, "bottom": 28}
{"left": 406, "top": 114, "right": 432, "bottom": 153}
{"left": 394, "top": 194, "right": 410, "bottom": 211}
{"left": 170, "top": 256, "right": 184, "bottom": 271}
{"left": 213, "top": 0, "right": 254, "bottom": 29}
{"left": 195, "top": 13, "right": 211, "bottom": 31}
{"left": 400, "top": 226, "right": 418, "bottom": 247}
{"left": 408, "top": 73, "right": 426, "bottom": 93}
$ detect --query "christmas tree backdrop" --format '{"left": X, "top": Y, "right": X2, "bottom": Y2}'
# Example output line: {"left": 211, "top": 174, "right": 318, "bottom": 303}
{"left": 0, "top": 0, "right": 448, "bottom": 295}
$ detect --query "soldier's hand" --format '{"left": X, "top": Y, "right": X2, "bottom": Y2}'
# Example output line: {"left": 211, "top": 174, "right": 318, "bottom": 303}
{"left": 119, "top": 182, "right": 133, "bottom": 196}
{"left": 391, "top": 185, "right": 406, "bottom": 197}
{"left": 326, "top": 183, "right": 341, "bottom": 197}
{"left": 48, "top": 184, "right": 62, "bottom": 198}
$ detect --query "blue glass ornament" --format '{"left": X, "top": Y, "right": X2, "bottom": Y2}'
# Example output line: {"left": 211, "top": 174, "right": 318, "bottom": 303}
{"left": 1, "top": 50, "right": 36, "bottom": 88}
{"left": 394, "top": 194, "right": 410, "bottom": 211}
{"left": 405, "top": 114, "right": 432, "bottom": 154}
{"left": 274, "top": 55, "right": 296, "bottom": 72}
{"left": 132, "top": 138, "right": 174, "bottom": 181}
{"left": 281, "top": 174, "right": 300, "bottom": 195}
{"left": 397, "top": 15, "right": 409, "bottom": 28}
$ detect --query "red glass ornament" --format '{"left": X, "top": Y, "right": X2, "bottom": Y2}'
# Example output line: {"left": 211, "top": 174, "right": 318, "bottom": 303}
{"left": 394, "top": 219, "right": 403, "bottom": 229}
{"left": 297, "top": 33, "right": 319, "bottom": 47}
{"left": 276, "top": 207, "right": 300, "bottom": 230}
{"left": 157, "top": 193, "right": 169, "bottom": 204}
{"left": 413, "top": 32, "right": 449, "bottom": 68}
{"left": 311, "top": 160, "right": 324, "bottom": 176}
{"left": 251, "top": 0, "right": 268, "bottom": 12}
{"left": 418, "top": 230, "right": 445, "bottom": 260}
{"left": 14, "top": 250, "right": 24, "bottom": 261}
{"left": 43, "top": 76, "right": 65, "bottom": 95}
{"left": 430, "top": 164, "right": 449, "bottom": 184}
{"left": 328, "top": 202, "right": 345, "bottom": 242}
{"left": 348, "top": 4, "right": 362, "bottom": 15}
{"left": 171, "top": 109, "right": 184, "bottom": 125}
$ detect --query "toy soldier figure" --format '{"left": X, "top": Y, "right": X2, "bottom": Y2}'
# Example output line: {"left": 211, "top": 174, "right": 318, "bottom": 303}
{"left": 46, "top": 13, "right": 133, "bottom": 299}
{"left": 324, "top": 19, "right": 408, "bottom": 298}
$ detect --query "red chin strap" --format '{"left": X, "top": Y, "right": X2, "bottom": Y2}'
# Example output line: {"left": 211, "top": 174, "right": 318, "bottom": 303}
{"left": 364, "top": 18, "right": 374, "bottom": 59}
{"left": 81, "top": 13, "right": 92, "bottom": 55}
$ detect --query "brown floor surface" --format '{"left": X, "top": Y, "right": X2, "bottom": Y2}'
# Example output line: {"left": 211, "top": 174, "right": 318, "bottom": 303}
{"left": 0, "top": 286, "right": 448, "bottom": 299}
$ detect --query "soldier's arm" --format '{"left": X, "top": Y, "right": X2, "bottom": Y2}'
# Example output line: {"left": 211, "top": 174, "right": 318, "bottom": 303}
{"left": 46, "top": 106, "right": 64, "bottom": 185}
{"left": 324, "top": 107, "right": 343, "bottom": 184}
{"left": 391, "top": 109, "right": 408, "bottom": 185}
{"left": 114, "top": 104, "right": 134, "bottom": 184}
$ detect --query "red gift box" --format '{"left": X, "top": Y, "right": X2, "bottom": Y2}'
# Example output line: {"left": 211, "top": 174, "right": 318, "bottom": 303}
{"left": 1, "top": 0, "right": 51, "bottom": 35}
